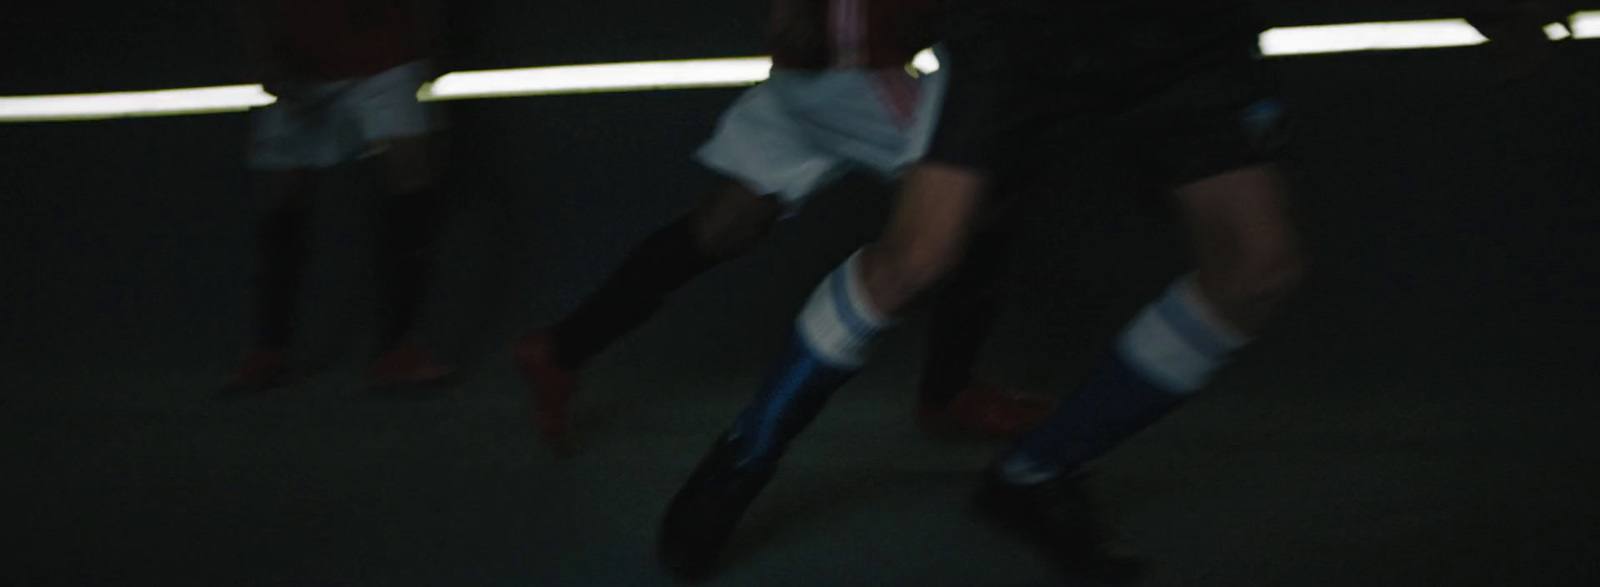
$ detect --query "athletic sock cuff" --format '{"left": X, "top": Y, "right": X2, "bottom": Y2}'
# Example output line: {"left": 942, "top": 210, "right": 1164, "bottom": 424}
{"left": 795, "top": 250, "right": 892, "bottom": 368}
{"left": 1115, "top": 277, "right": 1249, "bottom": 394}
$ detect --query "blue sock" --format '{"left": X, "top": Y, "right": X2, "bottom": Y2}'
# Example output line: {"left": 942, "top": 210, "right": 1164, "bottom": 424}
{"left": 730, "top": 251, "right": 890, "bottom": 467}
{"left": 1003, "top": 278, "right": 1248, "bottom": 480}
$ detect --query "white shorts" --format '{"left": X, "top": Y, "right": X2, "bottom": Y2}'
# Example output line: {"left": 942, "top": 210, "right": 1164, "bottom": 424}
{"left": 248, "top": 61, "right": 442, "bottom": 170}
{"left": 695, "top": 58, "right": 948, "bottom": 212}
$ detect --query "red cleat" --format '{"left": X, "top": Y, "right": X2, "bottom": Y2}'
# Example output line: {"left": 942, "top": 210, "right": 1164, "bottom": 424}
{"left": 513, "top": 330, "right": 580, "bottom": 454}
{"left": 917, "top": 383, "right": 1058, "bottom": 439}
{"left": 369, "top": 346, "right": 456, "bottom": 393}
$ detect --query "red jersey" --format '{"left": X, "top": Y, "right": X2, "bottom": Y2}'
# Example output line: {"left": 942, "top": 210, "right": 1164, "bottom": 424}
{"left": 276, "top": 0, "right": 425, "bottom": 80}
{"left": 770, "top": 0, "right": 944, "bottom": 70}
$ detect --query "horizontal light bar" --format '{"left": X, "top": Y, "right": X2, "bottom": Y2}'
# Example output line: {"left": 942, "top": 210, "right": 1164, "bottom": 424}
{"left": 1, "top": 12, "right": 1595, "bottom": 123}
{"left": 425, "top": 49, "right": 941, "bottom": 101}
{"left": 0, "top": 84, "right": 276, "bottom": 122}
{"left": 1574, "top": 10, "right": 1600, "bottom": 39}
{"left": 424, "top": 56, "right": 772, "bottom": 100}
{"left": 1261, "top": 11, "right": 1597, "bottom": 56}
{"left": 1261, "top": 19, "right": 1488, "bottom": 55}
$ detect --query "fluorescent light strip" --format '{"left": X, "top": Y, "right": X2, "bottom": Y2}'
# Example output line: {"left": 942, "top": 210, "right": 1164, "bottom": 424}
{"left": 1574, "top": 10, "right": 1600, "bottom": 38}
{"left": 1259, "top": 13, "right": 1595, "bottom": 56}
{"left": 424, "top": 51, "right": 941, "bottom": 101}
{"left": 1, "top": 12, "right": 1595, "bottom": 122}
{"left": 424, "top": 56, "right": 772, "bottom": 100}
{"left": 1260, "top": 19, "right": 1487, "bottom": 56}
{"left": 0, "top": 84, "right": 276, "bottom": 122}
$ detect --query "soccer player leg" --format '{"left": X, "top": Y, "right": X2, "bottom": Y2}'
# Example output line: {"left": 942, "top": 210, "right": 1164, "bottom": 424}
{"left": 983, "top": 25, "right": 1301, "bottom": 580}
{"left": 982, "top": 213, "right": 1287, "bottom": 581}
{"left": 728, "top": 162, "right": 987, "bottom": 467}
{"left": 522, "top": 78, "right": 838, "bottom": 451}
{"left": 544, "top": 182, "right": 785, "bottom": 374}
{"left": 226, "top": 103, "right": 322, "bottom": 395}
{"left": 916, "top": 220, "right": 1058, "bottom": 438}
{"left": 1001, "top": 14, "right": 1304, "bottom": 480}
{"left": 522, "top": 182, "right": 786, "bottom": 452}
{"left": 370, "top": 132, "right": 457, "bottom": 389}
{"left": 547, "top": 77, "right": 839, "bottom": 371}
{"left": 658, "top": 163, "right": 985, "bottom": 578}
{"left": 373, "top": 132, "right": 446, "bottom": 347}
{"left": 993, "top": 163, "right": 1301, "bottom": 474}
{"left": 356, "top": 62, "right": 457, "bottom": 387}
{"left": 256, "top": 169, "right": 316, "bottom": 353}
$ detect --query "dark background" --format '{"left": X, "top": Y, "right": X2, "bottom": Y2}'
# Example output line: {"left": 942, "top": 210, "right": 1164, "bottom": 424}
{"left": 2, "top": 2, "right": 1598, "bottom": 586}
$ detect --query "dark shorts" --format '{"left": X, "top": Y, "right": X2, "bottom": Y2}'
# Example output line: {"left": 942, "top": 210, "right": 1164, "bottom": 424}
{"left": 925, "top": 0, "right": 1289, "bottom": 188}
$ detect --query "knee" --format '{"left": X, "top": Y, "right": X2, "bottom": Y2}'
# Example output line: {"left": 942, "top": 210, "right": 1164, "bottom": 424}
{"left": 1209, "top": 237, "right": 1307, "bottom": 310}
{"left": 1248, "top": 252, "right": 1305, "bottom": 309}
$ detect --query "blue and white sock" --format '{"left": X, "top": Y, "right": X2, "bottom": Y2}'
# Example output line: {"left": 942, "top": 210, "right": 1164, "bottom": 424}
{"left": 1001, "top": 277, "right": 1248, "bottom": 483}
{"left": 731, "top": 251, "right": 892, "bottom": 467}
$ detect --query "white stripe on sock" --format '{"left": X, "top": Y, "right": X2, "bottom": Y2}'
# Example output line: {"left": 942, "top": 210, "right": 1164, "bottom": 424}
{"left": 1117, "top": 278, "right": 1252, "bottom": 394}
{"left": 1117, "top": 308, "right": 1216, "bottom": 393}
{"left": 796, "top": 251, "right": 887, "bottom": 367}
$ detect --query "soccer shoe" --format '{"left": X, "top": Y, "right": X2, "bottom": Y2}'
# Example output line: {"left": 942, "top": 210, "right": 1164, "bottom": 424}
{"left": 219, "top": 349, "right": 296, "bottom": 396}
{"left": 512, "top": 329, "right": 580, "bottom": 454}
{"left": 973, "top": 467, "right": 1142, "bottom": 584}
{"left": 658, "top": 432, "right": 776, "bottom": 580}
{"left": 368, "top": 346, "right": 457, "bottom": 393}
{"left": 918, "top": 383, "right": 1058, "bottom": 439}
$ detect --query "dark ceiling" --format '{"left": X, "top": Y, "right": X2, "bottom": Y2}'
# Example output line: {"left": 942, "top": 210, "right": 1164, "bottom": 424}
{"left": 0, "top": 1, "right": 1592, "bottom": 95}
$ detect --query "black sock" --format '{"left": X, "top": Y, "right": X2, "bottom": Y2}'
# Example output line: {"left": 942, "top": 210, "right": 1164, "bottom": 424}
{"left": 550, "top": 217, "right": 717, "bottom": 369}
{"left": 917, "top": 230, "right": 1012, "bottom": 409}
{"left": 376, "top": 186, "right": 447, "bottom": 352}
{"left": 258, "top": 200, "right": 312, "bottom": 350}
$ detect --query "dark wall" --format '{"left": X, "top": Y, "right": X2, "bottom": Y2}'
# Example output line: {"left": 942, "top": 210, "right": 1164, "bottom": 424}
{"left": 1, "top": 4, "right": 1597, "bottom": 390}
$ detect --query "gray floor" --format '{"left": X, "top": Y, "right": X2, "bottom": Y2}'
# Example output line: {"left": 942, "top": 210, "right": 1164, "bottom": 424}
{"left": 3, "top": 291, "right": 1598, "bottom": 587}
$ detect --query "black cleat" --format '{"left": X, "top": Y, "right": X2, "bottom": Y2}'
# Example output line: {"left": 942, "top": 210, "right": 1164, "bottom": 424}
{"left": 974, "top": 467, "right": 1143, "bottom": 585}
{"left": 658, "top": 432, "right": 775, "bottom": 581}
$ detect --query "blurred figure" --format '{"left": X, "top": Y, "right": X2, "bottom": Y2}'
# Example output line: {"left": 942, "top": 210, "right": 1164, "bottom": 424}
{"left": 512, "top": 0, "right": 1054, "bottom": 454}
{"left": 658, "top": 1, "right": 1581, "bottom": 581}
{"left": 658, "top": 0, "right": 1305, "bottom": 580}
{"left": 226, "top": 0, "right": 455, "bottom": 395}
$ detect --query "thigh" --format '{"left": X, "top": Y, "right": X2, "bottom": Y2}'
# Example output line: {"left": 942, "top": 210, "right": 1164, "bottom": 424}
{"left": 861, "top": 163, "right": 988, "bottom": 311}
{"left": 690, "top": 182, "right": 784, "bottom": 260}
